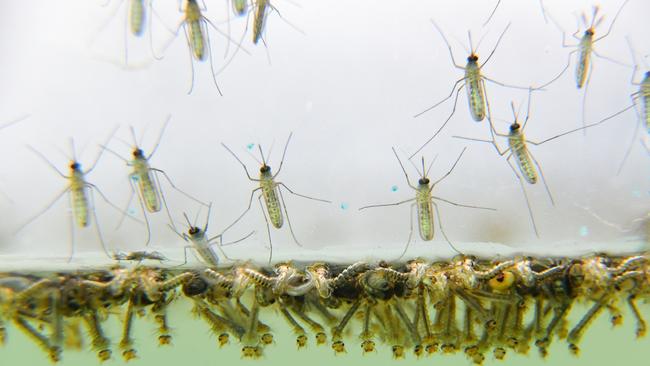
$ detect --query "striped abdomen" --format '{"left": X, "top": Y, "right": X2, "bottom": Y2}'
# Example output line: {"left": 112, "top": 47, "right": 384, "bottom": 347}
{"left": 261, "top": 179, "right": 283, "bottom": 229}
{"left": 193, "top": 238, "right": 220, "bottom": 267}
{"left": 137, "top": 171, "right": 160, "bottom": 213}
{"left": 509, "top": 134, "right": 537, "bottom": 184}
{"left": 576, "top": 35, "right": 593, "bottom": 89}
{"left": 465, "top": 62, "right": 486, "bottom": 121}
{"left": 129, "top": 0, "right": 145, "bottom": 36}
{"left": 253, "top": 0, "right": 268, "bottom": 44}
{"left": 416, "top": 187, "right": 434, "bottom": 241}
{"left": 70, "top": 177, "right": 90, "bottom": 227}
{"left": 188, "top": 20, "right": 205, "bottom": 61}
{"left": 233, "top": 0, "right": 247, "bottom": 16}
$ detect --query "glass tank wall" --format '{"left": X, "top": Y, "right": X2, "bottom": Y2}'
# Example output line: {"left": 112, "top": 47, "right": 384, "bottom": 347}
{"left": 0, "top": 0, "right": 648, "bottom": 365}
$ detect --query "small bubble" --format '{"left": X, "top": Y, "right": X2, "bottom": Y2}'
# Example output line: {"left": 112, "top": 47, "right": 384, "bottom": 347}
{"left": 128, "top": 208, "right": 136, "bottom": 215}
{"left": 246, "top": 143, "right": 255, "bottom": 151}
{"left": 391, "top": 185, "right": 398, "bottom": 192}
{"left": 340, "top": 202, "right": 349, "bottom": 210}
{"left": 579, "top": 226, "right": 589, "bottom": 237}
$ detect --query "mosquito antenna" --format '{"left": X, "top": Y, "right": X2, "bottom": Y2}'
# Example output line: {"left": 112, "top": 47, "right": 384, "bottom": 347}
{"left": 468, "top": 30, "right": 474, "bottom": 54}
{"left": 475, "top": 31, "right": 489, "bottom": 53}
{"left": 183, "top": 212, "right": 193, "bottom": 228}
{"left": 407, "top": 155, "right": 422, "bottom": 177}
{"left": 69, "top": 138, "right": 78, "bottom": 162}
{"left": 510, "top": 101, "right": 518, "bottom": 121}
{"left": 258, "top": 144, "right": 267, "bottom": 166}
{"left": 482, "top": 22, "right": 511, "bottom": 68}
{"left": 425, "top": 154, "right": 438, "bottom": 177}
{"left": 450, "top": 33, "right": 470, "bottom": 54}
{"left": 129, "top": 125, "right": 139, "bottom": 147}
{"left": 245, "top": 146, "right": 263, "bottom": 165}
{"left": 590, "top": 5, "right": 599, "bottom": 29}
{"left": 265, "top": 140, "right": 276, "bottom": 164}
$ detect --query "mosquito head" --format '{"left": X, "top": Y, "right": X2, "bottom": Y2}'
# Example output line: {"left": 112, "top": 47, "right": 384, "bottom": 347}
{"left": 644, "top": 71, "right": 650, "bottom": 78}
{"left": 585, "top": 28, "right": 595, "bottom": 37}
{"left": 418, "top": 177, "right": 430, "bottom": 185}
{"left": 132, "top": 148, "right": 144, "bottom": 158}
{"left": 69, "top": 161, "right": 81, "bottom": 171}
{"left": 188, "top": 226, "right": 200, "bottom": 236}
{"left": 260, "top": 164, "right": 271, "bottom": 174}
{"left": 510, "top": 122, "right": 521, "bottom": 132}
{"left": 467, "top": 53, "right": 479, "bottom": 63}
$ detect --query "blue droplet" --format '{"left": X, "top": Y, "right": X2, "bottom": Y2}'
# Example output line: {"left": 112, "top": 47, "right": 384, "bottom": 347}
{"left": 579, "top": 226, "right": 589, "bottom": 237}
{"left": 246, "top": 143, "right": 255, "bottom": 151}
{"left": 340, "top": 202, "right": 349, "bottom": 210}
{"left": 128, "top": 208, "right": 136, "bottom": 215}
{"left": 391, "top": 185, "right": 398, "bottom": 192}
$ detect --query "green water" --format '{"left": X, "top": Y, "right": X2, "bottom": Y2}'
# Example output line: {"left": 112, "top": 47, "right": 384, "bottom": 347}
{"left": 1, "top": 296, "right": 647, "bottom": 365}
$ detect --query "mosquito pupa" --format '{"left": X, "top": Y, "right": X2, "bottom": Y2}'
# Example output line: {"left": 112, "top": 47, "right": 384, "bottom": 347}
{"left": 411, "top": 20, "right": 534, "bottom": 158}
{"left": 617, "top": 37, "right": 650, "bottom": 174}
{"left": 454, "top": 90, "right": 635, "bottom": 236}
{"left": 539, "top": 1, "right": 631, "bottom": 131}
{"left": 171, "top": 203, "right": 254, "bottom": 267}
{"left": 101, "top": 117, "right": 206, "bottom": 246}
{"left": 221, "top": 133, "right": 331, "bottom": 264}
{"left": 359, "top": 147, "right": 495, "bottom": 259}
{"left": 15, "top": 129, "right": 130, "bottom": 261}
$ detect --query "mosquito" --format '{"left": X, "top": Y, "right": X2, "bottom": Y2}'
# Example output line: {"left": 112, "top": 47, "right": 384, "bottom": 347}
{"left": 411, "top": 20, "right": 532, "bottom": 159}
{"left": 101, "top": 116, "right": 206, "bottom": 246}
{"left": 152, "top": 0, "right": 250, "bottom": 95}
{"left": 221, "top": 133, "right": 331, "bottom": 264}
{"left": 617, "top": 37, "right": 650, "bottom": 174}
{"left": 170, "top": 203, "right": 254, "bottom": 267}
{"left": 359, "top": 147, "right": 496, "bottom": 259}
{"left": 539, "top": 1, "right": 631, "bottom": 131}
{"left": 93, "top": 0, "right": 159, "bottom": 68}
{"left": 454, "top": 90, "right": 635, "bottom": 236}
{"left": 15, "top": 129, "right": 129, "bottom": 261}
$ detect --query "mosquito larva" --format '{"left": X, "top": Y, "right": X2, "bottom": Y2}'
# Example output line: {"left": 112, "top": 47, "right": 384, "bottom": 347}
{"left": 16, "top": 129, "right": 128, "bottom": 261}
{"left": 221, "top": 133, "right": 331, "bottom": 264}
{"left": 411, "top": 20, "right": 532, "bottom": 158}
{"left": 359, "top": 147, "right": 495, "bottom": 259}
